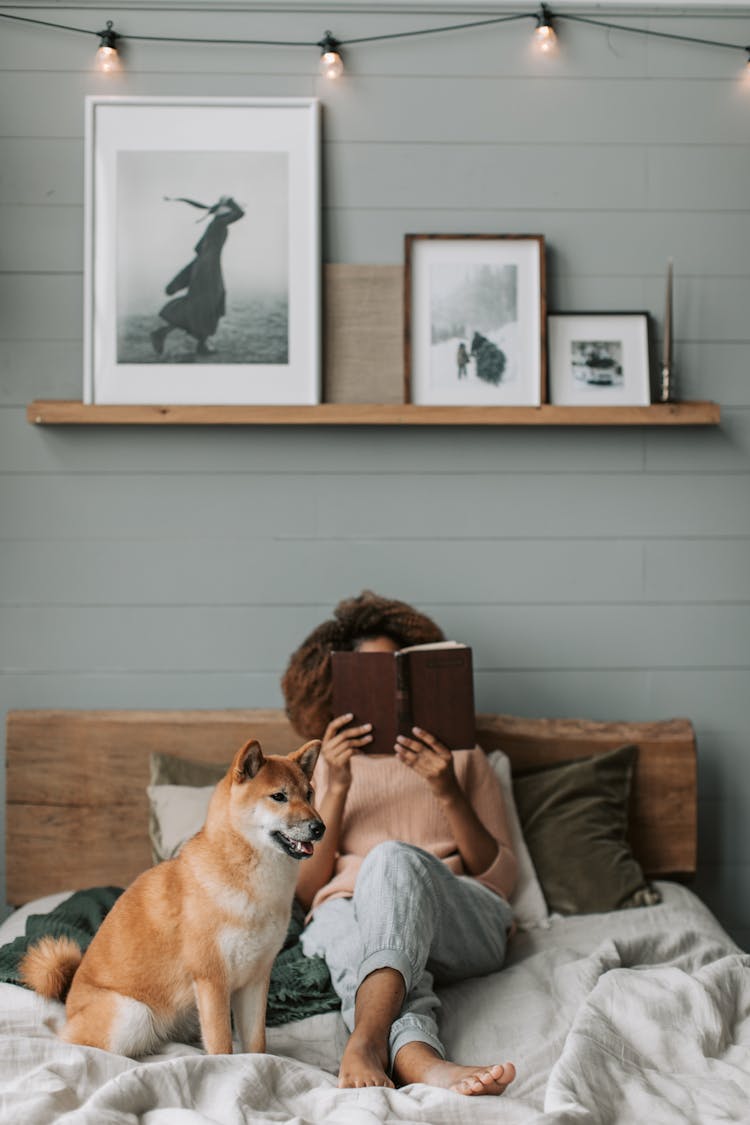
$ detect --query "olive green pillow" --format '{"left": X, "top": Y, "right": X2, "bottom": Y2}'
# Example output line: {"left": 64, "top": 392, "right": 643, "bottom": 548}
{"left": 148, "top": 753, "right": 228, "bottom": 863}
{"left": 512, "top": 744, "right": 661, "bottom": 916}
{"left": 149, "top": 751, "right": 227, "bottom": 788}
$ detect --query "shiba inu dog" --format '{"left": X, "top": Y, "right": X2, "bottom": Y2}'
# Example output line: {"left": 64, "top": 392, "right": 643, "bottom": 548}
{"left": 20, "top": 738, "right": 323, "bottom": 1057}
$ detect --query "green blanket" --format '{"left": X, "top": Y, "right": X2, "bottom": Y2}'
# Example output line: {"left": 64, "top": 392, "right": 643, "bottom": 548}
{"left": 0, "top": 887, "right": 340, "bottom": 1028}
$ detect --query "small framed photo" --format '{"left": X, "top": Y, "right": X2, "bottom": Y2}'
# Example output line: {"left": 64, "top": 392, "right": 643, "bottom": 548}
{"left": 548, "top": 313, "right": 651, "bottom": 406}
{"left": 404, "top": 235, "right": 546, "bottom": 406}
{"left": 84, "top": 96, "right": 321, "bottom": 405}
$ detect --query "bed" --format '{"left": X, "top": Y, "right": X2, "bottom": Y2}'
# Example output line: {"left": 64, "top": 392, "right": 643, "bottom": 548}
{"left": 2, "top": 709, "right": 748, "bottom": 1125}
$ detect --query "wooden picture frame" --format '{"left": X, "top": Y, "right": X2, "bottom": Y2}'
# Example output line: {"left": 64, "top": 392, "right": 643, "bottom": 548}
{"left": 548, "top": 312, "right": 652, "bottom": 407}
{"left": 404, "top": 234, "right": 547, "bottom": 406}
{"left": 84, "top": 95, "right": 321, "bottom": 406}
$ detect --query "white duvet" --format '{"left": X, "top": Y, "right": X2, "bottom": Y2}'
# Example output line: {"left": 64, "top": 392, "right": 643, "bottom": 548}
{"left": 0, "top": 883, "right": 747, "bottom": 1125}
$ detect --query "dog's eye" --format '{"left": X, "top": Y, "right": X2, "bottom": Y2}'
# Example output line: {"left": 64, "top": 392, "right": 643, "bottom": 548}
{"left": 307, "top": 788, "right": 314, "bottom": 802}
{"left": 269, "top": 791, "right": 287, "bottom": 803}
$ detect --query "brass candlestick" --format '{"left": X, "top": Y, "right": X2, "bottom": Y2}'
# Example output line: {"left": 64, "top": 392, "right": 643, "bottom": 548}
{"left": 660, "top": 259, "right": 675, "bottom": 403}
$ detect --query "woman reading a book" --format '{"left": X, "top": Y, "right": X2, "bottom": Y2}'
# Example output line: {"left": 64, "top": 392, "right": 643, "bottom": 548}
{"left": 282, "top": 591, "right": 517, "bottom": 1098}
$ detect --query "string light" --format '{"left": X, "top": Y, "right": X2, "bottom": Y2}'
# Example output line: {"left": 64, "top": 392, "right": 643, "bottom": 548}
{"left": 533, "top": 5, "right": 557, "bottom": 56}
{"left": 95, "top": 20, "right": 120, "bottom": 73}
{"left": 318, "top": 32, "right": 344, "bottom": 80}
{"left": 0, "top": 7, "right": 748, "bottom": 84}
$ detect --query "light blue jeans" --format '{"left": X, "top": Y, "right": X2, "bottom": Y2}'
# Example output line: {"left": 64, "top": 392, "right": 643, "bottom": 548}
{"left": 300, "top": 841, "right": 514, "bottom": 1067}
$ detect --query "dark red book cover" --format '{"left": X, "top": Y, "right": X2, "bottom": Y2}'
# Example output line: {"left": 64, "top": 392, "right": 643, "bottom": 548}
{"left": 331, "top": 644, "right": 475, "bottom": 754}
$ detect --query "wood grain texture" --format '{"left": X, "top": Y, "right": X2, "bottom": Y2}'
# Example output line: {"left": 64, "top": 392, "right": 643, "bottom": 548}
{"left": 25, "top": 401, "right": 721, "bottom": 426}
{"left": 6, "top": 709, "right": 696, "bottom": 904}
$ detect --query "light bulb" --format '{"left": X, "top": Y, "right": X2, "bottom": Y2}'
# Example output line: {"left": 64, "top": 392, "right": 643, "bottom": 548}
{"left": 318, "top": 32, "right": 344, "bottom": 80}
{"left": 95, "top": 21, "right": 121, "bottom": 73}
{"left": 533, "top": 6, "right": 557, "bottom": 55}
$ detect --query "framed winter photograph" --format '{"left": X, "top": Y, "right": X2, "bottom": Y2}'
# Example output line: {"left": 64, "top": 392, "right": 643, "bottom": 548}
{"left": 404, "top": 234, "right": 546, "bottom": 406}
{"left": 548, "top": 313, "right": 651, "bottom": 406}
{"left": 84, "top": 96, "right": 321, "bottom": 405}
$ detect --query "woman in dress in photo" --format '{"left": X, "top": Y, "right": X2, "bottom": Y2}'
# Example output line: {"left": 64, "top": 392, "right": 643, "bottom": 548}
{"left": 151, "top": 194, "right": 245, "bottom": 358}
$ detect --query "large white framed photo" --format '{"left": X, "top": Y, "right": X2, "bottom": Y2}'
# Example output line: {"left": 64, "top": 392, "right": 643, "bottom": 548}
{"left": 404, "top": 234, "right": 547, "bottom": 406}
{"left": 84, "top": 96, "right": 320, "bottom": 405}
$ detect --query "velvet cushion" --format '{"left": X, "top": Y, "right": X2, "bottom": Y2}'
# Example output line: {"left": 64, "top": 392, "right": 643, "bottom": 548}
{"left": 148, "top": 753, "right": 227, "bottom": 862}
{"left": 512, "top": 744, "right": 661, "bottom": 915}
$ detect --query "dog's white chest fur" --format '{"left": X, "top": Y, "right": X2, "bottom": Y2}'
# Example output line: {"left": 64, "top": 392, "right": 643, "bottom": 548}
{"left": 202, "top": 851, "right": 296, "bottom": 989}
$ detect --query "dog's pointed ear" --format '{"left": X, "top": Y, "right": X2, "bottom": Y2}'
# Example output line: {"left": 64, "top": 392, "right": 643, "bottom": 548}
{"left": 232, "top": 739, "right": 265, "bottom": 784}
{"left": 290, "top": 739, "right": 321, "bottom": 781}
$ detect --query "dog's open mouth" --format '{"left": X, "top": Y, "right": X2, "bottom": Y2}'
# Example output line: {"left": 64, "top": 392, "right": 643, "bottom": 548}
{"left": 273, "top": 831, "right": 314, "bottom": 859}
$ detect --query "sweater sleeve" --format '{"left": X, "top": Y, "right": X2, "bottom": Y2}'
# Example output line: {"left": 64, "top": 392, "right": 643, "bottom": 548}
{"left": 461, "top": 746, "right": 518, "bottom": 903}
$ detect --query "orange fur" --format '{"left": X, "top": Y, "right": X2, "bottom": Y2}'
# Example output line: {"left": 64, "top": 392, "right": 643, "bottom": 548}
{"left": 20, "top": 738, "right": 323, "bottom": 1058}
{"left": 20, "top": 935, "right": 82, "bottom": 1000}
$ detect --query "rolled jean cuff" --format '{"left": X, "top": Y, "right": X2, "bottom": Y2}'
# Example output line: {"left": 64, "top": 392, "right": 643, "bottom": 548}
{"left": 389, "top": 1020, "right": 446, "bottom": 1068}
{"left": 356, "top": 947, "right": 413, "bottom": 996}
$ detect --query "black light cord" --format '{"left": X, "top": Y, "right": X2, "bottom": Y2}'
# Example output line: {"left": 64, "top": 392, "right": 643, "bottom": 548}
{"left": 0, "top": 6, "right": 747, "bottom": 58}
{"left": 558, "top": 12, "right": 749, "bottom": 56}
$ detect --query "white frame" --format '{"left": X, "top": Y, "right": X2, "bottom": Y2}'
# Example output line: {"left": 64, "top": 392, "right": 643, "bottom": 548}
{"left": 84, "top": 96, "right": 320, "bottom": 405}
{"left": 405, "top": 235, "right": 546, "bottom": 406}
{"left": 548, "top": 312, "right": 651, "bottom": 407}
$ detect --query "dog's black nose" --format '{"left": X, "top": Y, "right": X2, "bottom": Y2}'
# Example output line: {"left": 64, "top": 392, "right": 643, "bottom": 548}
{"left": 310, "top": 819, "right": 325, "bottom": 841}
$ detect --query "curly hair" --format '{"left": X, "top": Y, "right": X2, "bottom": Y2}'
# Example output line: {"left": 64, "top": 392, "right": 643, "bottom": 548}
{"left": 281, "top": 591, "right": 445, "bottom": 739}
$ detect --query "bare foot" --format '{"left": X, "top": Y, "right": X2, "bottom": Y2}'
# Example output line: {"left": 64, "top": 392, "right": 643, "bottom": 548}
{"left": 338, "top": 1034, "right": 394, "bottom": 1089}
{"left": 394, "top": 1041, "right": 515, "bottom": 1096}
{"left": 444, "top": 1061, "right": 516, "bottom": 1096}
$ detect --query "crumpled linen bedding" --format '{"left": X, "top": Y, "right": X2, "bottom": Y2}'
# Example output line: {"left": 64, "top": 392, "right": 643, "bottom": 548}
{"left": 0, "top": 882, "right": 747, "bottom": 1125}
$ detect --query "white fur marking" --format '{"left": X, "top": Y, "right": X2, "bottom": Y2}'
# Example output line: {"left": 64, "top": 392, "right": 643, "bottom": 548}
{"left": 108, "top": 994, "right": 164, "bottom": 1057}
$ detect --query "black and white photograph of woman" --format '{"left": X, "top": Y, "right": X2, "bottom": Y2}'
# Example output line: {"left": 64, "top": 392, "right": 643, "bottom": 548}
{"left": 151, "top": 194, "right": 245, "bottom": 358}
{"left": 116, "top": 150, "right": 289, "bottom": 365}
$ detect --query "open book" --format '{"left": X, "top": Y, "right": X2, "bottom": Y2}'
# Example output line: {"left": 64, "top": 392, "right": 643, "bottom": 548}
{"left": 331, "top": 642, "right": 476, "bottom": 754}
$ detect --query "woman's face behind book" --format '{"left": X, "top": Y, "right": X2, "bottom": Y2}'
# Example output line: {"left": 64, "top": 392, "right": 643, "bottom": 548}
{"left": 353, "top": 635, "right": 400, "bottom": 654}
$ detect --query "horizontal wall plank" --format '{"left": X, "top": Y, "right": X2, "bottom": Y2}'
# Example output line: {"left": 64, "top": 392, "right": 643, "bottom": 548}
{"left": 645, "top": 537, "right": 750, "bottom": 602}
{"left": 1, "top": 72, "right": 748, "bottom": 146}
{"left": 6, "top": 205, "right": 750, "bottom": 279}
{"left": 0, "top": 474, "right": 319, "bottom": 538}
{"left": 328, "top": 209, "right": 750, "bottom": 280}
{"left": 326, "top": 142, "right": 649, "bottom": 212}
{"left": 321, "top": 75, "right": 750, "bottom": 145}
{"left": 5, "top": 137, "right": 750, "bottom": 216}
{"left": 0, "top": 534, "right": 740, "bottom": 607}
{"left": 644, "top": 409, "right": 750, "bottom": 472}
{"left": 698, "top": 797, "right": 750, "bottom": 864}
{"left": 0, "top": 342, "right": 83, "bottom": 403}
{"left": 0, "top": 73, "right": 316, "bottom": 138}
{"left": 0, "top": 537, "right": 646, "bottom": 607}
{"left": 0, "top": 139, "right": 83, "bottom": 205}
{"left": 694, "top": 863, "right": 750, "bottom": 931}
{"left": 0, "top": 410, "right": 646, "bottom": 474}
{"left": 1, "top": 604, "right": 748, "bottom": 672}
{"left": 2, "top": 472, "right": 749, "bottom": 540}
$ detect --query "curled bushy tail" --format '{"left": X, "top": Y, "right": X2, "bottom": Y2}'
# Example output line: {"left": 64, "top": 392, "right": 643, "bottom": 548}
{"left": 19, "top": 936, "right": 82, "bottom": 1001}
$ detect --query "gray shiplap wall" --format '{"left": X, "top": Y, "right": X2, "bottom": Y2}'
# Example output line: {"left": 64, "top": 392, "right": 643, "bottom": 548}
{"left": 1, "top": 5, "right": 749, "bottom": 946}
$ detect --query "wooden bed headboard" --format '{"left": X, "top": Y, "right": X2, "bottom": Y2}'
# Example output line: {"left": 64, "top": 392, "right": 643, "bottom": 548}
{"left": 5, "top": 709, "right": 697, "bottom": 905}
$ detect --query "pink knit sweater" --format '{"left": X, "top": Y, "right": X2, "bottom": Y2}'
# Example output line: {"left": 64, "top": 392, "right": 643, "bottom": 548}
{"left": 310, "top": 746, "right": 518, "bottom": 914}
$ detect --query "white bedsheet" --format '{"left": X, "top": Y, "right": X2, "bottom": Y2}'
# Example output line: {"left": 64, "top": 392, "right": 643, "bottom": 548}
{"left": 0, "top": 883, "right": 747, "bottom": 1125}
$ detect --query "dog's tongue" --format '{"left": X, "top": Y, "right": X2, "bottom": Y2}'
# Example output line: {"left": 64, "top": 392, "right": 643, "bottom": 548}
{"left": 298, "top": 841, "right": 314, "bottom": 856}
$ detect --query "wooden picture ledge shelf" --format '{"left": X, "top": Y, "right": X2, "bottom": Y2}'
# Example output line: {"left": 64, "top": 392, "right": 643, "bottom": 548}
{"left": 26, "top": 400, "right": 720, "bottom": 427}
